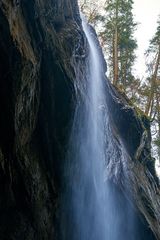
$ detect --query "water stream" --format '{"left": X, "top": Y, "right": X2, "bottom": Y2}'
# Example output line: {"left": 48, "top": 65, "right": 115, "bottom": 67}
{"left": 62, "top": 15, "right": 136, "bottom": 240}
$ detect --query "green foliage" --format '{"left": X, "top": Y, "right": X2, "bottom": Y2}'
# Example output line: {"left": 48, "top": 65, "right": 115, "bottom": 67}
{"left": 101, "top": 0, "right": 137, "bottom": 89}
{"left": 145, "top": 16, "right": 160, "bottom": 77}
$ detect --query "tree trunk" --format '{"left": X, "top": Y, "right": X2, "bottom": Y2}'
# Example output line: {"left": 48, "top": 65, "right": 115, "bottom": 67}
{"left": 145, "top": 44, "right": 160, "bottom": 116}
{"left": 113, "top": 1, "right": 119, "bottom": 86}
{"left": 123, "top": 49, "right": 129, "bottom": 91}
{"left": 155, "top": 89, "right": 160, "bottom": 163}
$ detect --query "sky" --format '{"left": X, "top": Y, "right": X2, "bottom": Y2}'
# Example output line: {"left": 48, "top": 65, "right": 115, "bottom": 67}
{"left": 133, "top": 0, "right": 160, "bottom": 79}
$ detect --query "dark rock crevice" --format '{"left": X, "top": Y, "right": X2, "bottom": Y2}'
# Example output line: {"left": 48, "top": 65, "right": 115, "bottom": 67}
{"left": 0, "top": 8, "right": 17, "bottom": 157}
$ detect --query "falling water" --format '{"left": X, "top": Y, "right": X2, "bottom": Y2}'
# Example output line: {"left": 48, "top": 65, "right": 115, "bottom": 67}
{"left": 62, "top": 15, "right": 137, "bottom": 240}
{"left": 71, "top": 15, "right": 107, "bottom": 239}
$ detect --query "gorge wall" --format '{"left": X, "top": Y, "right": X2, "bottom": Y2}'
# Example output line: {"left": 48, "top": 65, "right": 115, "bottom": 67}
{"left": 0, "top": 0, "right": 159, "bottom": 239}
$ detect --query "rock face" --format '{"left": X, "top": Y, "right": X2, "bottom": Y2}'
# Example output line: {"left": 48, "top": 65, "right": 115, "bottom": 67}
{"left": 105, "top": 82, "right": 160, "bottom": 239}
{"left": 0, "top": 0, "right": 159, "bottom": 240}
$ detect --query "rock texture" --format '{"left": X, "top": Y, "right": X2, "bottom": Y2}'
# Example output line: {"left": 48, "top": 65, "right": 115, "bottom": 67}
{"left": 0, "top": 1, "right": 82, "bottom": 239}
{"left": 0, "top": 0, "right": 159, "bottom": 240}
{"left": 105, "top": 82, "right": 160, "bottom": 239}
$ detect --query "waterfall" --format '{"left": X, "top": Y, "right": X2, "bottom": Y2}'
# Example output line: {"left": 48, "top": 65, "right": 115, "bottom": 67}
{"left": 71, "top": 15, "right": 107, "bottom": 239}
{"left": 62, "top": 15, "right": 137, "bottom": 240}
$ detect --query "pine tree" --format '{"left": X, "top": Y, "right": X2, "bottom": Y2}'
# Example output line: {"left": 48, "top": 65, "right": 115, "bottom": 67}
{"left": 101, "top": 0, "right": 137, "bottom": 90}
{"left": 145, "top": 16, "right": 160, "bottom": 117}
{"left": 143, "top": 16, "right": 160, "bottom": 161}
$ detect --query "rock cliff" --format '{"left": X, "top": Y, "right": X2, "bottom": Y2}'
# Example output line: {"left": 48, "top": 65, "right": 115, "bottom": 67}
{"left": 0, "top": 0, "right": 159, "bottom": 239}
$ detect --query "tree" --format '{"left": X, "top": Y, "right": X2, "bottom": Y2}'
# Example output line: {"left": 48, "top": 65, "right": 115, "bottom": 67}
{"left": 145, "top": 16, "right": 160, "bottom": 116}
{"left": 101, "top": 0, "right": 137, "bottom": 90}
{"left": 143, "top": 16, "right": 160, "bottom": 161}
{"left": 78, "top": 0, "right": 104, "bottom": 28}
